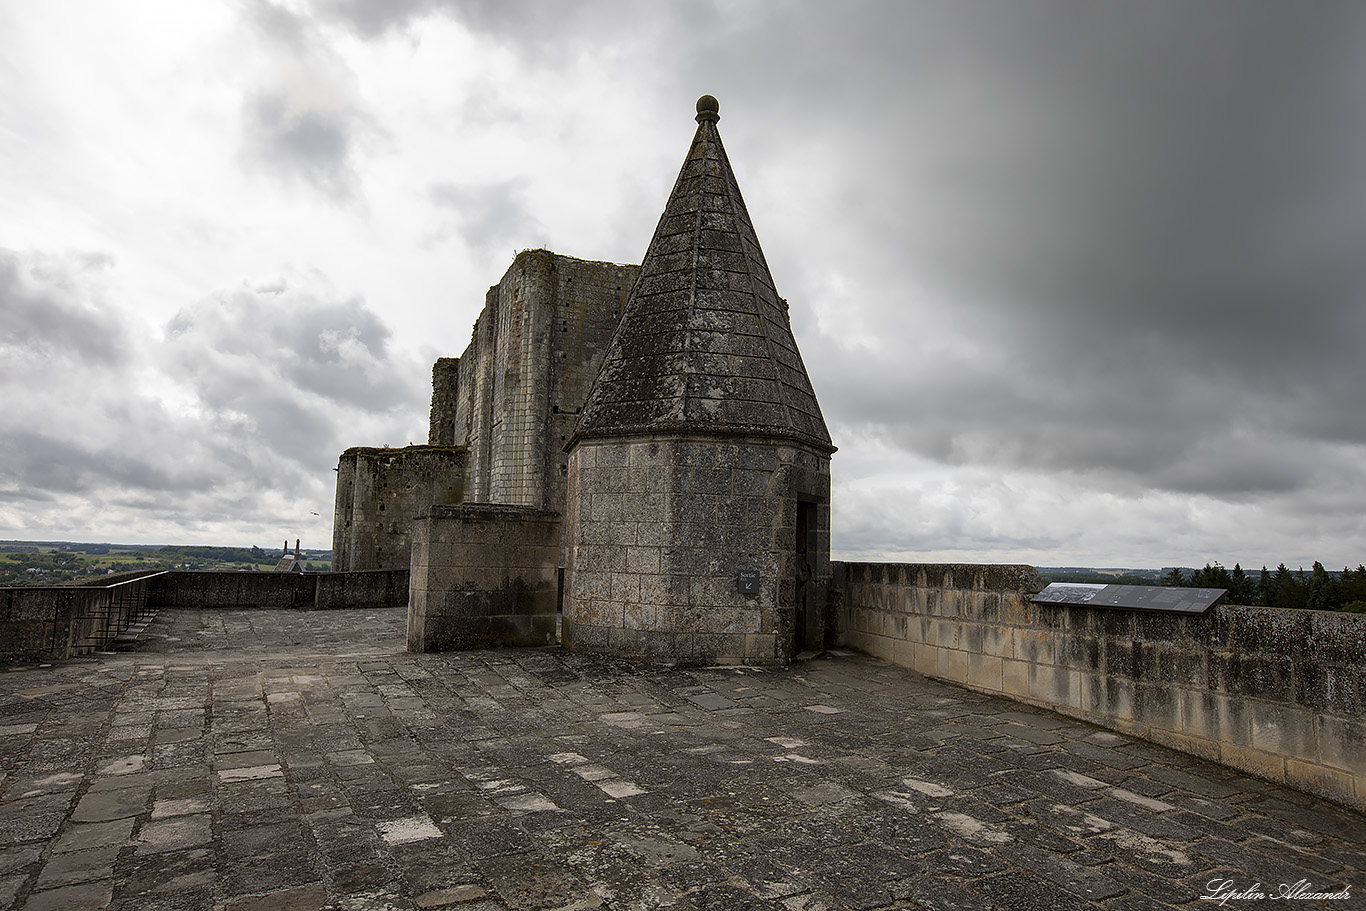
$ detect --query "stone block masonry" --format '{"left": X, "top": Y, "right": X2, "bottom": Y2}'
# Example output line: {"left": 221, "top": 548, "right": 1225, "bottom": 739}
{"left": 835, "top": 561, "right": 1366, "bottom": 811}
{"left": 563, "top": 435, "right": 830, "bottom": 665}
{"left": 150, "top": 569, "right": 409, "bottom": 612}
{"left": 560, "top": 97, "right": 835, "bottom": 667}
{"left": 0, "top": 574, "right": 159, "bottom": 663}
{"left": 427, "top": 357, "right": 461, "bottom": 446}
{"left": 336, "top": 251, "right": 637, "bottom": 575}
{"left": 6, "top": 609, "right": 1361, "bottom": 909}
{"left": 333, "top": 445, "right": 467, "bottom": 571}
{"left": 151, "top": 570, "right": 316, "bottom": 609}
{"left": 1, "top": 585, "right": 93, "bottom": 661}
{"left": 408, "top": 504, "right": 561, "bottom": 651}
{"left": 439, "top": 250, "right": 638, "bottom": 514}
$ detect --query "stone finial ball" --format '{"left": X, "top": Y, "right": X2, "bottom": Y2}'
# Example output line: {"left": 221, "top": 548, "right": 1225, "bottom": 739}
{"left": 695, "top": 94, "right": 720, "bottom": 123}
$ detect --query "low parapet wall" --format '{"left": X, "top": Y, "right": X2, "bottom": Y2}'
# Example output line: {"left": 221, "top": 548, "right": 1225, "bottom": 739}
{"left": 408, "top": 505, "right": 561, "bottom": 651}
{"left": 1, "top": 572, "right": 163, "bottom": 663}
{"left": 149, "top": 570, "right": 410, "bottom": 610}
{"left": 150, "top": 571, "right": 315, "bottom": 609}
{"left": 833, "top": 561, "right": 1366, "bottom": 811}
{"left": 314, "top": 570, "right": 411, "bottom": 610}
{"left": 2, "top": 586, "right": 89, "bottom": 661}
{"left": 1, "top": 570, "right": 409, "bottom": 662}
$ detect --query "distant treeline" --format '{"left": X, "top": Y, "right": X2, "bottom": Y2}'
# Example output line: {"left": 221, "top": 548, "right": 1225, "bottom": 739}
{"left": 3, "top": 542, "right": 330, "bottom": 558}
{"left": 0, "top": 542, "right": 334, "bottom": 587}
{"left": 1164, "top": 562, "right": 1366, "bottom": 613}
{"left": 157, "top": 545, "right": 273, "bottom": 563}
{"left": 153, "top": 545, "right": 332, "bottom": 563}
{"left": 1041, "top": 569, "right": 1162, "bottom": 585}
{"left": 51, "top": 544, "right": 332, "bottom": 561}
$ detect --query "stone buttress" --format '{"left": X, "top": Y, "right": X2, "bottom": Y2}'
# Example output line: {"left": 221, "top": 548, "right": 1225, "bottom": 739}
{"left": 563, "top": 96, "right": 836, "bottom": 665}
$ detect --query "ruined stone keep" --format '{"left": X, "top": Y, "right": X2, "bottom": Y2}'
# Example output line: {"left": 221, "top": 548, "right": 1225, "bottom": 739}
{"left": 333, "top": 251, "right": 639, "bottom": 571}
{"left": 333, "top": 96, "right": 835, "bottom": 664}
{"left": 332, "top": 445, "right": 465, "bottom": 572}
{"left": 429, "top": 251, "right": 639, "bottom": 510}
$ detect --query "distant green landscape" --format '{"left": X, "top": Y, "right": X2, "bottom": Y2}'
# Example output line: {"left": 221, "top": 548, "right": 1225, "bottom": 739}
{"left": 1039, "top": 562, "right": 1366, "bottom": 613}
{"left": 4, "top": 545, "right": 1361, "bottom": 613}
{"left": 1037, "top": 567, "right": 1165, "bottom": 585}
{"left": 0, "top": 542, "right": 332, "bottom": 586}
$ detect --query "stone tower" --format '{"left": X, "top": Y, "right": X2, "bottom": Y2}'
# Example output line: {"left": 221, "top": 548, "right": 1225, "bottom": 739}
{"left": 562, "top": 95, "right": 835, "bottom": 665}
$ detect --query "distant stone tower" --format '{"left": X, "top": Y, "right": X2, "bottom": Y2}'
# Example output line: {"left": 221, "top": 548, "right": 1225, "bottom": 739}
{"left": 562, "top": 96, "right": 836, "bottom": 665}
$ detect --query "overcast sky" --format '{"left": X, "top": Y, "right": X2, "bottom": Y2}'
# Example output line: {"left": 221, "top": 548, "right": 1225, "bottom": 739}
{"left": 3, "top": 1, "right": 1364, "bottom": 569}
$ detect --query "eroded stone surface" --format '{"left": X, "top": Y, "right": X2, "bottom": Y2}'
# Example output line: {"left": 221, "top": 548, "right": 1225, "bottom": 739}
{"left": 0, "top": 607, "right": 1361, "bottom": 910}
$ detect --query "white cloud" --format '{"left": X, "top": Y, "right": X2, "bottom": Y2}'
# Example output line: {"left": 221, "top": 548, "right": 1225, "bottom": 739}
{"left": 0, "top": 247, "right": 424, "bottom": 545}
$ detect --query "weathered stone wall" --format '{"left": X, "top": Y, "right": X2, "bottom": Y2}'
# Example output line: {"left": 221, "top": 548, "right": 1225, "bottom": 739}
{"left": 445, "top": 250, "right": 637, "bottom": 511}
{"left": 408, "top": 504, "right": 561, "bottom": 651}
{"left": 2, "top": 572, "right": 164, "bottom": 662}
{"left": 2, "top": 569, "right": 405, "bottom": 662}
{"left": 336, "top": 251, "right": 636, "bottom": 575}
{"left": 314, "top": 570, "right": 411, "bottom": 611}
{"left": 332, "top": 445, "right": 466, "bottom": 571}
{"left": 486, "top": 256, "right": 549, "bottom": 507}
{"left": 563, "top": 435, "right": 830, "bottom": 665}
{"left": 151, "top": 571, "right": 317, "bottom": 609}
{"left": 547, "top": 256, "right": 636, "bottom": 517}
{"left": 457, "top": 289, "right": 499, "bottom": 502}
{"left": 0, "top": 584, "right": 140, "bottom": 662}
{"left": 834, "top": 561, "right": 1366, "bottom": 810}
{"left": 428, "top": 357, "right": 461, "bottom": 446}
{"left": 149, "top": 570, "right": 410, "bottom": 610}
{"left": 0, "top": 586, "right": 77, "bottom": 660}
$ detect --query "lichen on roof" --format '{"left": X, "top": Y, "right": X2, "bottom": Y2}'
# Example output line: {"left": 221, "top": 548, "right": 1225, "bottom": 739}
{"left": 570, "top": 96, "right": 834, "bottom": 454}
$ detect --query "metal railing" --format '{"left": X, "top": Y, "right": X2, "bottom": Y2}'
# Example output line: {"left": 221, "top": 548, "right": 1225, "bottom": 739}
{"left": 70, "top": 571, "right": 168, "bottom": 655}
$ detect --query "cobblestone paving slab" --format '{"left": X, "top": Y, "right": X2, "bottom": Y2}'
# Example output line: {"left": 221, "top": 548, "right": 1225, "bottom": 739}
{"left": 0, "top": 608, "right": 1362, "bottom": 910}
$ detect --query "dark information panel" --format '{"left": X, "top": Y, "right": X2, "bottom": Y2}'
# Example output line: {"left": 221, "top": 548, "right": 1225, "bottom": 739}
{"left": 1031, "top": 583, "right": 1226, "bottom": 614}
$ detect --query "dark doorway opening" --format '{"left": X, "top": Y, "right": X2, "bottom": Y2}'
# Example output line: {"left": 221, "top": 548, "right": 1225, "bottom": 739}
{"left": 795, "top": 500, "right": 816, "bottom": 653}
{"left": 556, "top": 567, "right": 565, "bottom": 643}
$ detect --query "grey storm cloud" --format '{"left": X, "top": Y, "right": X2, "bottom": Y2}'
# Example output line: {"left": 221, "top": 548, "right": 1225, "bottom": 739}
{"left": 0, "top": 248, "right": 217, "bottom": 499}
{"left": 285, "top": 0, "right": 1366, "bottom": 543}
{"left": 310, "top": 0, "right": 681, "bottom": 45}
{"left": 6, "top": 1, "right": 1364, "bottom": 561}
{"left": 427, "top": 180, "right": 544, "bottom": 258}
{"left": 163, "top": 281, "right": 421, "bottom": 421}
{"left": 242, "top": 92, "right": 363, "bottom": 198}
{"left": 308, "top": 0, "right": 440, "bottom": 37}
{"left": 239, "top": 0, "right": 380, "bottom": 200}
{"left": 0, "top": 248, "right": 129, "bottom": 368}
{"left": 0, "top": 247, "right": 425, "bottom": 538}
{"left": 1, "top": 430, "right": 188, "bottom": 497}
{"left": 736, "top": 2, "right": 1366, "bottom": 512}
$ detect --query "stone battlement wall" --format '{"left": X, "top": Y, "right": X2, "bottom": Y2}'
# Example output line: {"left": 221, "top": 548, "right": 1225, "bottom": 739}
{"left": 149, "top": 570, "right": 410, "bottom": 611}
{"left": 1, "top": 570, "right": 410, "bottom": 663}
{"left": 833, "top": 561, "right": 1366, "bottom": 810}
{"left": 0, "top": 572, "right": 161, "bottom": 663}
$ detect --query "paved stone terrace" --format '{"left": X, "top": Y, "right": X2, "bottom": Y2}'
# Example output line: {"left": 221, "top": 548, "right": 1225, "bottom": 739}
{"left": 0, "top": 608, "right": 1362, "bottom": 911}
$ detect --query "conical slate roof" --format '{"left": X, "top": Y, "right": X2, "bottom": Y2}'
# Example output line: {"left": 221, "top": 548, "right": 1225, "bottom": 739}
{"left": 570, "top": 95, "right": 834, "bottom": 453}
